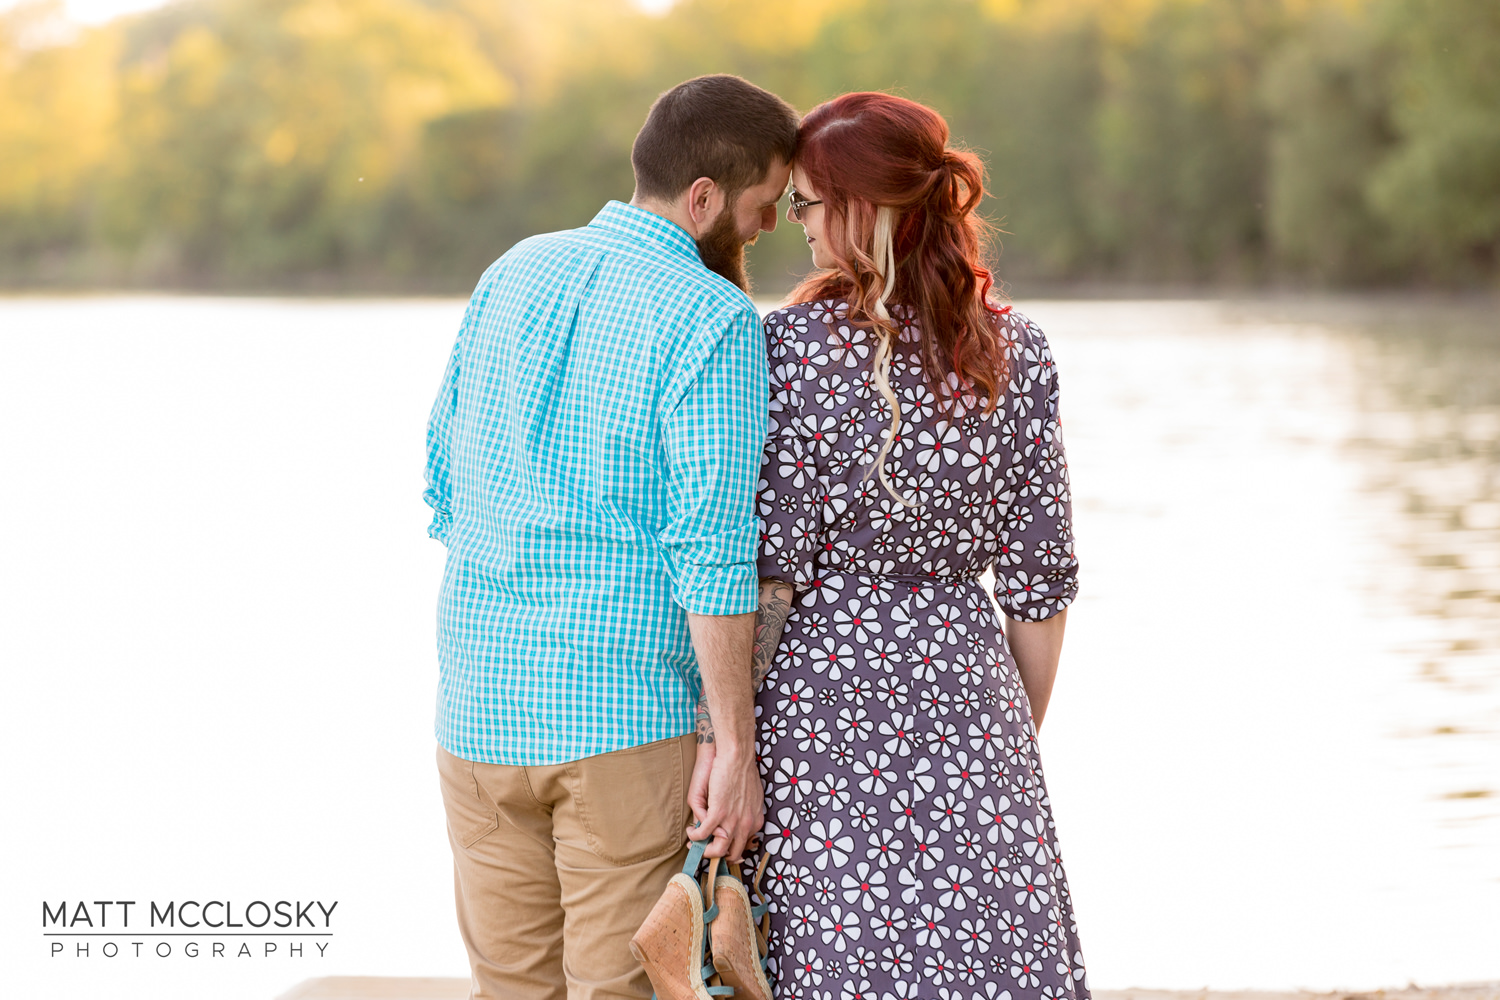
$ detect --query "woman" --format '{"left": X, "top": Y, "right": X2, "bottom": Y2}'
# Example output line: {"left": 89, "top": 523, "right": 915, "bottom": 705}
{"left": 746, "top": 93, "right": 1088, "bottom": 1000}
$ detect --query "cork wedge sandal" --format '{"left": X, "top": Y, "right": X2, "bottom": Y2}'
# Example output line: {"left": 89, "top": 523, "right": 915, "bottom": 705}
{"left": 708, "top": 853, "right": 774, "bottom": 1000}
{"left": 630, "top": 839, "right": 736, "bottom": 1000}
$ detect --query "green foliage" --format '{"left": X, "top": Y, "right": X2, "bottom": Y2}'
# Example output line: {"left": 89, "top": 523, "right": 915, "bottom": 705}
{"left": 0, "top": 0, "right": 1496, "bottom": 291}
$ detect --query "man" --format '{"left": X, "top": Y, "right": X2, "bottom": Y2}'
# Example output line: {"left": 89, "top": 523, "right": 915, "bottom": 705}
{"left": 422, "top": 75, "right": 797, "bottom": 1000}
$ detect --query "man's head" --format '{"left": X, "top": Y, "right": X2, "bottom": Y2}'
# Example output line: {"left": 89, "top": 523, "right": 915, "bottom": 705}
{"left": 631, "top": 75, "right": 798, "bottom": 291}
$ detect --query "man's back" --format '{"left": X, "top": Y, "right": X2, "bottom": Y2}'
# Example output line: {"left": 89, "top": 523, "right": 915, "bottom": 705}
{"left": 424, "top": 200, "right": 766, "bottom": 766}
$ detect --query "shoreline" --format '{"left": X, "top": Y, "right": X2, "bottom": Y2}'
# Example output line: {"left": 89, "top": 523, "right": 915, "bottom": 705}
{"left": 277, "top": 980, "right": 1500, "bottom": 1000}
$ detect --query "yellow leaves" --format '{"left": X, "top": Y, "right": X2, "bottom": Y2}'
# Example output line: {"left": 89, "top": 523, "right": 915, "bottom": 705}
{"left": 264, "top": 127, "right": 298, "bottom": 164}
{"left": 0, "top": 18, "right": 119, "bottom": 212}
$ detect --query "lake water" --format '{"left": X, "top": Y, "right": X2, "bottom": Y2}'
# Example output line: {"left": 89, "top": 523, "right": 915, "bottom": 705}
{"left": 0, "top": 295, "right": 1496, "bottom": 1000}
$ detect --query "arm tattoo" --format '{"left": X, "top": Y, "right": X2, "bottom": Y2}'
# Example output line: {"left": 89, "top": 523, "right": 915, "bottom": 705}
{"left": 752, "top": 583, "right": 794, "bottom": 689}
{"left": 696, "top": 693, "right": 715, "bottom": 744}
{"left": 695, "top": 579, "right": 794, "bottom": 745}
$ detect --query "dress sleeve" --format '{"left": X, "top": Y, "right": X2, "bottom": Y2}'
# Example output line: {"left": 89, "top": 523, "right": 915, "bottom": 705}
{"left": 658, "top": 307, "right": 767, "bottom": 616}
{"left": 756, "top": 308, "right": 822, "bottom": 592}
{"left": 993, "top": 320, "right": 1079, "bottom": 621}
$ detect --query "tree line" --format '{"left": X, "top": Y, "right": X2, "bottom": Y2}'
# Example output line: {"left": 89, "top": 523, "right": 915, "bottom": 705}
{"left": 0, "top": 0, "right": 1495, "bottom": 293}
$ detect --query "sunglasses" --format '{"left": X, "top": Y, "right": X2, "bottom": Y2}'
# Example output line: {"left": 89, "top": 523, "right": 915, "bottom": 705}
{"left": 788, "top": 189, "right": 823, "bottom": 221}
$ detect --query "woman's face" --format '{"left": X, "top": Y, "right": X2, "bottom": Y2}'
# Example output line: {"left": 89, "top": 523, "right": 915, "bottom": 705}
{"left": 788, "top": 165, "right": 834, "bottom": 269}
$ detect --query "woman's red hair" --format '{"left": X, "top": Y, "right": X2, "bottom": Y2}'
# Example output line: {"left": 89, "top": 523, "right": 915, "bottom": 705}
{"left": 788, "top": 92, "right": 1009, "bottom": 411}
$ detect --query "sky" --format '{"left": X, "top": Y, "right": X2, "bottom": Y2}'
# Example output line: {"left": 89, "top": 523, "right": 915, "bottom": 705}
{"left": 14, "top": 0, "right": 676, "bottom": 27}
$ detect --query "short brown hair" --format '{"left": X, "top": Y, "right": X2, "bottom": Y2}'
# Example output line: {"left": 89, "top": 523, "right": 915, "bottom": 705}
{"left": 631, "top": 75, "right": 799, "bottom": 202}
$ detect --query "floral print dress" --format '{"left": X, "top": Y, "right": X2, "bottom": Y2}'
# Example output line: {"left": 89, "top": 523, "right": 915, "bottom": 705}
{"left": 747, "top": 299, "right": 1087, "bottom": 1000}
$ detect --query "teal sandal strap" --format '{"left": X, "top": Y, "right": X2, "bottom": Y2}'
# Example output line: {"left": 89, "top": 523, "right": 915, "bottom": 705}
{"left": 682, "top": 838, "right": 707, "bottom": 876}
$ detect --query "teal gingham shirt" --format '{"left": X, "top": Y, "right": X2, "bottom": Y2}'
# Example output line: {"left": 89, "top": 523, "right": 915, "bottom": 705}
{"left": 424, "top": 201, "right": 767, "bottom": 765}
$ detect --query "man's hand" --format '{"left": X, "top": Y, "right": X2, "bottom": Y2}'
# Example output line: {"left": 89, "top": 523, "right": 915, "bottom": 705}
{"left": 686, "top": 743, "right": 763, "bottom": 861}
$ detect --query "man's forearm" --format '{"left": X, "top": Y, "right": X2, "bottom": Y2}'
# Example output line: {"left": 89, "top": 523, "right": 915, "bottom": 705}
{"left": 696, "top": 578, "right": 794, "bottom": 743}
{"left": 687, "top": 610, "right": 757, "bottom": 755}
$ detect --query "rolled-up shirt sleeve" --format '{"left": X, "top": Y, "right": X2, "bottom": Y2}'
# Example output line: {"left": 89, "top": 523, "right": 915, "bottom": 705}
{"left": 423, "top": 323, "right": 465, "bottom": 545}
{"left": 658, "top": 307, "right": 767, "bottom": 616}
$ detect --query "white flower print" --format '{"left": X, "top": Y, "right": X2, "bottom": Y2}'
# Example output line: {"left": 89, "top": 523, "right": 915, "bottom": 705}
{"left": 913, "top": 903, "right": 950, "bottom": 948}
{"left": 962, "top": 434, "right": 1002, "bottom": 484}
{"left": 953, "top": 828, "right": 984, "bottom": 860}
{"left": 779, "top": 677, "right": 817, "bottom": 717}
{"left": 957, "top": 917, "right": 993, "bottom": 954}
{"left": 814, "top": 877, "right": 838, "bottom": 904}
{"left": 908, "top": 823, "right": 945, "bottom": 871}
{"left": 980, "top": 850, "right": 1011, "bottom": 887}
{"left": 815, "top": 373, "right": 852, "bottom": 410}
{"left": 765, "top": 806, "right": 802, "bottom": 858}
{"left": 1040, "top": 482, "right": 1069, "bottom": 517}
{"left": 880, "top": 941, "right": 916, "bottom": 976}
{"left": 927, "top": 720, "right": 961, "bottom": 757}
{"left": 879, "top": 711, "right": 922, "bottom": 757}
{"left": 996, "top": 910, "right": 1029, "bottom": 946}
{"left": 834, "top": 600, "right": 884, "bottom": 642}
{"left": 955, "top": 953, "right": 987, "bottom": 985}
{"left": 866, "top": 829, "right": 905, "bottom": 869}
{"left": 1008, "top": 771, "right": 1040, "bottom": 808}
{"left": 1008, "top": 950, "right": 1043, "bottom": 988}
{"left": 793, "top": 949, "right": 826, "bottom": 986}
{"left": 837, "top": 705, "right": 874, "bottom": 743}
{"left": 936, "top": 864, "right": 978, "bottom": 910}
{"left": 794, "top": 715, "right": 833, "bottom": 754}
{"left": 849, "top": 800, "right": 880, "bottom": 832}
{"left": 1001, "top": 570, "right": 1048, "bottom": 606}
{"left": 944, "top": 751, "right": 987, "bottom": 796}
{"left": 774, "top": 757, "right": 814, "bottom": 803}
{"left": 853, "top": 749, "right": 896, "bottom": 795}
{"left": 966, "top": 710, "right": 1002, "bottom": 758}
{"left": 888, "top": 789, "right": 919, "bottom": 830}
{"left": 855, "top": 576, "right": 898, "bottom": 606}
{"left": 915, "top": 424, "right": 961, "bottom": 472}
{"left": 819, "top": 903, "right": 862, "bottom": 952}
{"left": 908, "top": 638, "right": 948, "bottom": 683}
{"left": 805, "top": 818, "right": 855, "bottom": 870}
{"left": 917, "top": 684, "right": 951, "bottom": 719}
{"left": 828, "top": 324, "right": 872, "bottom": 368}
{"left": 812, "top": 637, "right": 857, "bottom": 681}
{"left": 788, "top": 903, "right": 820, "bottom": 938}
{"left": 842, "top": 675, "right": 875, "bottom": 706}
{"left": 975, "top": 894, "right": 1002, "bottom": 920}
{"left": 924, "top": 605, "right": 972, "bottom": 644}
{"left": 1019, "top": 816, "right": 1053, "bottom": 864}
{"left": 841, "top": 862, "right": 890, "bottom": 911}
{"left": 976, "top": 795, "right": 1018, "bottom": 845}
{"left": 906, "top": 757, "right": 937, "bottom": 796}
{"left": 997, "top": 688, "right": 1027, "bottom": 726}
{"left": 1010, "top": 865, "right": 1051, "bottom": 913}
{"left": 870, "top": 904, "right": 909, "bottom": 941}
{"left": 778, "top": 439, "right": 818, "bottom": 489}
{"left": 815, "top": 772, "right": 853, "bottom": 812}
{"left": 763, "top": 712, "right": 789, "bottom": 747}
{"left": 922, "top": 950, "right": 957, "bottom": 985}
{"left": 873, "top": 673, "right": 911, "bottom": 709}
{"left": 897, "top": 864, "right": 924, "bottom": 904}
{"left": 806, "top": 573, "right": 847, "bottom": 607}
{"left": 842, "top": 978, "right": 876, "bottom": 1000}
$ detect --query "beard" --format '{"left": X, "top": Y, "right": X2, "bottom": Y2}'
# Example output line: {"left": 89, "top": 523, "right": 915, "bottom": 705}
{"left": 696, "top": 209, "right": 753, "bottom": 293}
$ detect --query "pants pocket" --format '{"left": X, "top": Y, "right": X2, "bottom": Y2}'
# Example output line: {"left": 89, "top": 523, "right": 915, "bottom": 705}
{"left": 567, "top": 736, "right": 688, "bottom": 866}
{"left": 436, "top": 744, "right": 501, "bottom": 849}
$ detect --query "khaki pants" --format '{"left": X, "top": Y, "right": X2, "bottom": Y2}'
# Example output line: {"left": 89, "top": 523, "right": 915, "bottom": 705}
{"left": 437, "top": 735, "right": 696, "bottom": 1000}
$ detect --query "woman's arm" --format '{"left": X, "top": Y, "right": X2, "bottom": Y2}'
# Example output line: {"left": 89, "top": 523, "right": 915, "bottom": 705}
{"left": 1004, "top": 607, "right": 1068, "bottom": 730}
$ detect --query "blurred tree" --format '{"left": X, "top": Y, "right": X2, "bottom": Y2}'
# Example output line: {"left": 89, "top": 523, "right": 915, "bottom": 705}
{"left": 0, "top": 3, "right": 119, "bottom": 280}
{"left": 1260, "top": 2, "right": 1405, "bottom": 283}
{"left": 97, "top": 0, "right": 510, "bottom": 285}
{"left": 1367, "top": 0, "right": 1500, "bottom": 281}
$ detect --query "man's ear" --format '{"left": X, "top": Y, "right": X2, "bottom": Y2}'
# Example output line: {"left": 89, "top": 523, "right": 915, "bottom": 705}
{"left": 685, "top": 176, "right": 726, "bottom": 231}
